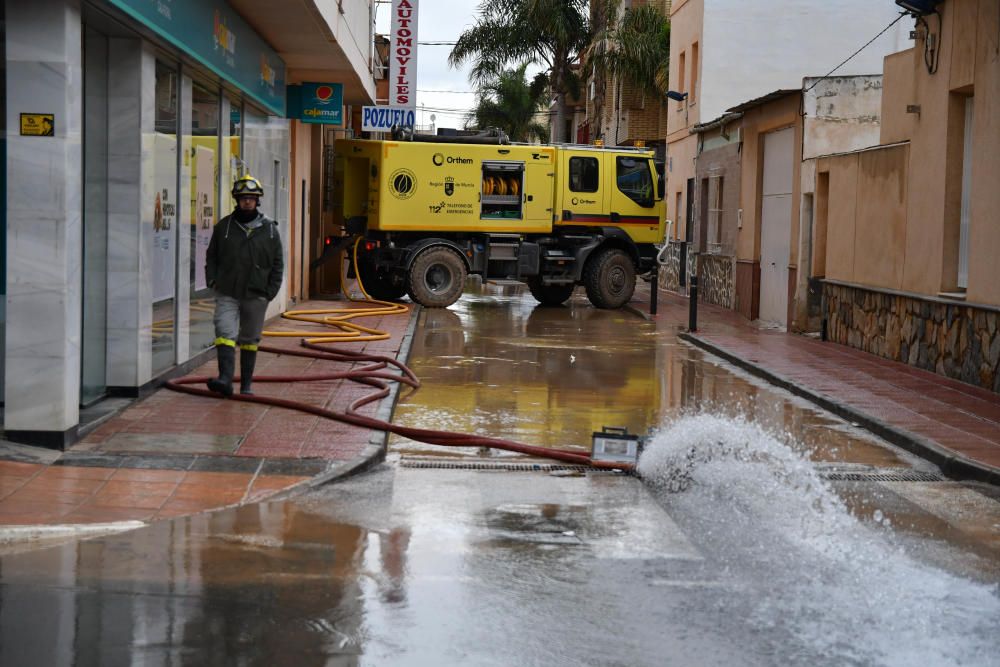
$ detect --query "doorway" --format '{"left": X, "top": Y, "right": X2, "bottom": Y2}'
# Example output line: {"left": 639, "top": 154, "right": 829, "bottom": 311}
{"left": 759, "top": 127, "right": 794, "bottom": 328}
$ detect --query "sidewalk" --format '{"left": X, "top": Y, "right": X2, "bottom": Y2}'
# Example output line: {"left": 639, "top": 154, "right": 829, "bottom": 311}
{"left": 0, "top": 299, "right": 417, "bottom": 529}
{"left": 631, "top": 284, "right": 1000, "bottom": 485}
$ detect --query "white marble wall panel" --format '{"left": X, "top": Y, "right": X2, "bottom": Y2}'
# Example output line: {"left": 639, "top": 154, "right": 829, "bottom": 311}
{"left": 4, "top": 0, "right": 83, "bottom": 432}
{"left": 104, "top": 38, "right": 148, "bottom": 387}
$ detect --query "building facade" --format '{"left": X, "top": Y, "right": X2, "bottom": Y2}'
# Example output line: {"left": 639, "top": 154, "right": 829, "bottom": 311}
{"left": 2, "top": 0, "right": 378, "bottom": 446}
{"left": 807, "top": 0, "right": 1000, "bottom": 392}
{"left": 664, "top": 0, "right": 908, "bottom": 308}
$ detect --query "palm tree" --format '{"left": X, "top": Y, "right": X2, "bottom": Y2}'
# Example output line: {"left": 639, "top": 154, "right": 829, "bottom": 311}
{"left": 467, "top": 65, "right": 551, "bottom": 143}
{"left": 449, "top": 0, "right": 589, "bottom": 143}
{"left": 584, "top": 2, "right": 670, "bottom": 142}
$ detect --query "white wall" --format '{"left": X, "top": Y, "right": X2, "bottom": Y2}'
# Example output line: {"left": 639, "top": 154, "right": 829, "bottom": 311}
{"left": 803, "top": 75, "right": 884, "bottom": 159}
{"left": 700, "top": 0, "right": 909, "bottom": 122}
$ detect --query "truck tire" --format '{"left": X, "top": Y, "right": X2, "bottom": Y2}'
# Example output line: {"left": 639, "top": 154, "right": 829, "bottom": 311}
{"left": 583, "top": 248, "right": 636, "bottom": 309}
{"left": 407, "top": 246, "right": 467, "bottom": 308}
{"left": 526, "top": 278, "right": 575, "bottom": 306}
{"left": 357, "top": 254, "right": 407, "bottom": 301}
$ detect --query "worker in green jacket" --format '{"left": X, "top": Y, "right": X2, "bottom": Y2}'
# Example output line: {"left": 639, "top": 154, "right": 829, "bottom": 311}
{"left": 204, "top": 174, "right": 284, "bottom": 397}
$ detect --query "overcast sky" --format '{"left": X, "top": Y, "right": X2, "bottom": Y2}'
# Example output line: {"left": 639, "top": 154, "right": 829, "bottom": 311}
{"left": 374, "top": 0, "right": 489, "bottom": 130}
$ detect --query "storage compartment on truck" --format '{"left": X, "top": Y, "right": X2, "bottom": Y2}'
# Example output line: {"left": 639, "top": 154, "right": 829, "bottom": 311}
{"left": 481, "top": 161, "right": 524, "bottom": 220}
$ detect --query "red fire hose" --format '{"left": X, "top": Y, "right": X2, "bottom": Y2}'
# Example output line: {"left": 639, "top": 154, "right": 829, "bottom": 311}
{"left": 165, "top": 340, "right": 632, "bottom": 471}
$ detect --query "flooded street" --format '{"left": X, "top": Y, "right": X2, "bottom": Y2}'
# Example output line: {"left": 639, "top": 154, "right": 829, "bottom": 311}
{"left": 1, "top": 284, "right": 999, "bottom": 665}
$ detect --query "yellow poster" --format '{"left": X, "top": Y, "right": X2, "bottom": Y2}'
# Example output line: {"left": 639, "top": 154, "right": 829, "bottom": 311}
{"left": 20, "top": 114, "right": 54, "bottom": 136}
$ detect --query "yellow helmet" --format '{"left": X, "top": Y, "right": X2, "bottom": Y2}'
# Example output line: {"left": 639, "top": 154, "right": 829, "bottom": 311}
{"left": 232, "top": 174, "right": 264, "bottom": 198}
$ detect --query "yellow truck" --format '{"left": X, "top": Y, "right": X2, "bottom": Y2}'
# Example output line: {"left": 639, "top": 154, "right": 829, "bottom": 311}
{"left": 333, "top": 133, "right": 665, "bottom": 309}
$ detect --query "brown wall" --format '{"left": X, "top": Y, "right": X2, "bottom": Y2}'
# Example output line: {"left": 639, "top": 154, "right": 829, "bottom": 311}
{"left": 872, "top": 0, "right": 1000, "bottom": 306}
{"left": 736, "top": 94, "right": 803, "bottom": 268}
{"left": 694, "top": 138, "right": 740, "bottom": 254}
{"left": 819, "top": 144, "right": 909, "bottom": 293}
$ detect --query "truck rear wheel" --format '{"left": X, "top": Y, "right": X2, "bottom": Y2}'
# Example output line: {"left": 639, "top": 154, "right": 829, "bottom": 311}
{"left": 583, "top": 248, "right": 635, "bottom": 309}
{"left": 407, "top": 246, "right": 467, "bottom": 308}
{"left": 526, "top": 278, "right": 575, "bottom": 306}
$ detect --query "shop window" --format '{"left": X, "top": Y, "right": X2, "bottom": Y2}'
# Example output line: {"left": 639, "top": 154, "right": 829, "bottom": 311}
{"left": 569, "top": 157, "right": 599, "bottom": 192}
{"left": 152, "top": 60, "right": 178, "bottom": 375}
{"left": 188, "top": 82, "right": 220, "bottom": 358}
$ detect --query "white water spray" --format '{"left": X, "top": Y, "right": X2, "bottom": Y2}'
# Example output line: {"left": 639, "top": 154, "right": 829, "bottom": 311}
{"left": 639, "top": 414, "right": 1000, "bottom": 667}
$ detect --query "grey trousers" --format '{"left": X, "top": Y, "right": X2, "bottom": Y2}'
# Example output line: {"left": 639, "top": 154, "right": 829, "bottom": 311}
{"left": 213, "top": 293, "right": 269, "bottom": 350}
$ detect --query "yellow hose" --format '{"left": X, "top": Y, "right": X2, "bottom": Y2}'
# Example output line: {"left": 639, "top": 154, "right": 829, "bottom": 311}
{"left": 263, "top": 236, "right": 409, "bottom": 345}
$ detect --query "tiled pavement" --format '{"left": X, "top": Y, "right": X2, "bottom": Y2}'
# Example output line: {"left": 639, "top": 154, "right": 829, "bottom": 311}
{"left": 630, "top": 283, "right": 1000, "bottom": 483}
{"left": 0, "top": 299, "right": 416, "bottom": 527}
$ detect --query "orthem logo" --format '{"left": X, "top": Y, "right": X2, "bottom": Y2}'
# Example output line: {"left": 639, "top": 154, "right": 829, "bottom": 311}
{"left": 432, "top": 153, "right": 444, "bottom": 166}
{"left": 389, "top": 169, "right": 416, "bottom": 199}
{"left": 314, "top": 85, "right": 335, "bottom": 105}
{"left": 572, "top": 197, "right": 578, "bottom": 205}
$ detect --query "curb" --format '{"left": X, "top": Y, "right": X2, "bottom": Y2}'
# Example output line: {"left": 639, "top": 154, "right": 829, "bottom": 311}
{"left": 679, "top": 331, "right": 1000, "bottom": 487}
{"left": 270, "top": 304, "right": 423, "bottom": 500}
{"left": 0, "top": 521, "right": 147, "bottom": 545}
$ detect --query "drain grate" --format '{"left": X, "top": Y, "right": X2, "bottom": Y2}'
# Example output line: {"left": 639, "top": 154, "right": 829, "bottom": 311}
{"left": 400, "top": 460, "right": 598, "bottom": 474}
{"left": 400, "top": 460, "right": 945, "bottom": 482}
{"left": 818, "top": 468, "right": 945, "bottom": 482}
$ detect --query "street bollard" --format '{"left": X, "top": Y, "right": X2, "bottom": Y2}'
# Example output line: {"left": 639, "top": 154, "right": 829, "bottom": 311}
{"left": 650, "top": 264, "right": 659, "bottom": 315}
{"left": 688, "top": 275, "right": 698, "bottom": 332}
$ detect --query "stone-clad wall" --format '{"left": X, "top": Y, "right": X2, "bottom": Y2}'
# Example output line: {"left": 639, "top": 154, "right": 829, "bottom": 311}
{"left": 695, "top": 254, "right": 735, "bottom": 309}
{"left": 824, "top": 283, "right": 1000, "bottom": 393}
{"left": 657, "top": 245, "right": 736, "bottom": 311}
{"left": 658, "top": 242, "right": 682, "bottom": 292}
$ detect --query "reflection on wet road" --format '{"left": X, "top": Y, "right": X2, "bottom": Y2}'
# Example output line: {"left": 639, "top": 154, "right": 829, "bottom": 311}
{"left": 394, "top": 282, "right": 906, "bottom": 467}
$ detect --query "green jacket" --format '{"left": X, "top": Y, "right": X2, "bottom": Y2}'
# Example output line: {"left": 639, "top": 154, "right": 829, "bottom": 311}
{"left": 205, "top": 210, "right": 284, "bottom": 300}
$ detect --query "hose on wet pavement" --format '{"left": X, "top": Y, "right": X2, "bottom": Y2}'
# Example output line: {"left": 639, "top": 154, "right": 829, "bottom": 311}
{"left": 165, "top": 238, "right": 633, "bottom": 472}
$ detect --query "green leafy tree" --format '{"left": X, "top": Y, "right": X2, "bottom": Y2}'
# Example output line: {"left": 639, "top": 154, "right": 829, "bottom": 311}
{"left": 467, "top": 64, "right": 551, "bottom": 143}
{"left": 449, "top": 0, "right": 588, "bottom": 143}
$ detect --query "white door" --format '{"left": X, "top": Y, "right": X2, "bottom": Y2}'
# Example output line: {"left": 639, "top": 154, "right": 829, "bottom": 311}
{"left": 759, "top": 127, "right": 794, "bottom": 327}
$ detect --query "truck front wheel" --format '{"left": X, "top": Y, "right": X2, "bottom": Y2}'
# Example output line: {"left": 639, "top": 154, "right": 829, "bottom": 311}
{"left": 583, "top": 248, "right": 636, "bottom": 309}
{"left": 407, "top": 246, "right": 467, "bottom": 308}
{"left": 526, "top": 278, "right": 575, "bottom": 306}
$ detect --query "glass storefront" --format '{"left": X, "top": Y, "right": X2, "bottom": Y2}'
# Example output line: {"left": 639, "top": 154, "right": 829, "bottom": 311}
{"left": 152, "top": 60, "right": 178, "bottom": 376}
{"left": 77, "top": 7, "right": 288, "bottom": 393}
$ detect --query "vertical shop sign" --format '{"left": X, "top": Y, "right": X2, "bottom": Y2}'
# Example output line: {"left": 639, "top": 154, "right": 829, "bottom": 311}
{"left": 389, "top": 0, "right": 417, "bottom": 108}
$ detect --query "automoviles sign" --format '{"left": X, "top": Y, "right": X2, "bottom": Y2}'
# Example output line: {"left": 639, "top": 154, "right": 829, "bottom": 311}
{"left": 389, "top": 0, "right": 417, "bottom": 108}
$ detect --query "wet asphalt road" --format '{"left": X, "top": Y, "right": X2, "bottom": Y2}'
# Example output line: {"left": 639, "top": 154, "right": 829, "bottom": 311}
{"left": 0, "top": 284, "right": 998, "bottom": 666}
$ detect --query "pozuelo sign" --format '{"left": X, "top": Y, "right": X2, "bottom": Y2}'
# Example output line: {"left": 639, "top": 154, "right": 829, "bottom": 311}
{"left": 362, "top": 106, "right": 416, "bottom": 133}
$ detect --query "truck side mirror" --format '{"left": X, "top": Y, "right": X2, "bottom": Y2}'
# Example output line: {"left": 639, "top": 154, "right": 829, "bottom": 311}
{"left": 657, "top": 172, "right": 665, "bottom": 201}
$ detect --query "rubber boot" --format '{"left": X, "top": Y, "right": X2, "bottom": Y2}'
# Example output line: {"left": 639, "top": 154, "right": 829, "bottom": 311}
{"left": 206, "top": 345, "right": 235, "bottom": 397}
{"left": 240, "top": 349, "right": 257, "bottom": 395}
